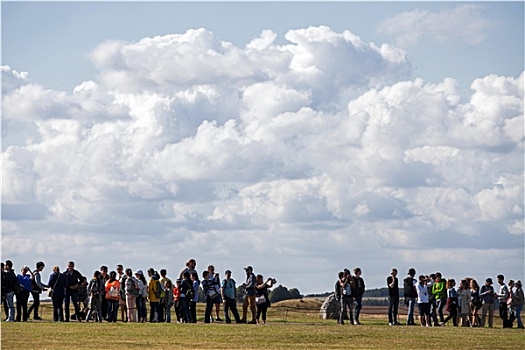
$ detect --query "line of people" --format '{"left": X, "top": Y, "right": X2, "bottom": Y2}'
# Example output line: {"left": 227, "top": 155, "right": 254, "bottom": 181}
{"left": 1, "top": 259, "right": 276, "bottom": 325}
{"left": 335, "top": 267, "right": 524, "bottom": 329}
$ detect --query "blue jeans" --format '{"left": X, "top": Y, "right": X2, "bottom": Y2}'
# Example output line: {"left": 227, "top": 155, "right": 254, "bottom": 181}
{"left": 515, "top": 305, "right": 523, "bottom": 328}
{"left": 407, "top": 297, "right": 416, "bottom": 324}
{"left": 339, "top": 296, "right": 353, "bottom": 324}
{"left": 165, "top": 302, "right": 172, "bottom": 323}
{"left": 5, "top": 292, "right": 15, "bottom": 321}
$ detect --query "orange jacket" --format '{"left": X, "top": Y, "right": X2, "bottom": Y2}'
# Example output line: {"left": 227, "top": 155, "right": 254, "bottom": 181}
{"left": 105, "top": 280, "right": 121, "bottom": 301}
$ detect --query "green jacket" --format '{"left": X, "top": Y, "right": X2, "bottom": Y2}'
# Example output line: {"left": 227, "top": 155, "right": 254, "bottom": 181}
{"left": 432, "top": 279, "right": 447, "bottom": 300}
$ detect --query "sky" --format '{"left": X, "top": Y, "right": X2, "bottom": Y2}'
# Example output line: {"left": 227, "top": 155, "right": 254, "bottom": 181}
{"left": 1, "top": 1, "right": 524, "bottom": 294}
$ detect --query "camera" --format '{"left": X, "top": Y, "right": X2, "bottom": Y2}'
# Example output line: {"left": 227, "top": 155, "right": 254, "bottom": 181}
{"left": 270, "top": 278, "right": 277, "bottom": 284}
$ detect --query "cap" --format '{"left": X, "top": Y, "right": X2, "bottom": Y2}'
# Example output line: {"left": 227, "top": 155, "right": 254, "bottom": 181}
{"left": 244, "top": 266, "right": 253, "bottom": 271}
{"left": 225, "top": 270, "right": 232, "bottom": 274}
{"left": 486, "top": 278, "right": 493, "bottom": 284}
{"left": 135, "top": 270, "right": 143, "bottom": 275}
{"left": 516, "top": 280, "right": 522, "bottom": 287}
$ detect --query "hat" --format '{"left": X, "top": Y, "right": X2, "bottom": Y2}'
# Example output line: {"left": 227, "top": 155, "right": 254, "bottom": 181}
{"left": 135, "top": 270, "right": 143, "bottom": 275}
{"left": 516, "top": 280, "right": 522, "bottom": 287}
{"left": 486, "top": 278, "right": 493, "bottom": 284}
{"left": 244, "top": 266, "right": 253, "bottom": 271}
{"left": 225, "top": 269, "right": 232, "bottom": 274}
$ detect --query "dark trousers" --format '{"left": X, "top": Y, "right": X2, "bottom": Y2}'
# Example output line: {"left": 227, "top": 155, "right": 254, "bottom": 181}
{"left": 224, "top": 296, "right": 241, "bottom": 323}
{"left": 27, "top": 291, "right": 41, "bottom": 318}
{"left": 52, "top": 295, "right": 64, "bottom": 322}
{"left": 149, "top": 301, "right": 159, "bottom": 322}
{"left": 388, "top": 295, "right": 399, "bottom": 324}
{"left": 256, "top": 301, "right": 269, "bottom": 322}
{"left": 499, "top": 302, "right": 509, "bottom": 326}
{"left": 107, "top": 299, "right": 118, "bottom": 322}
{"left": 179, "top": 298, "right": 190, "bottom": 323}
{"left": 443, "top": 303, "right": 458, "bottom": 326}
{"left": 100, "top": 295, "right": 108, "bottom": 320}
{"left": 190, "top": 301, "right": 197, "bottom": 323}
{"left": 158, "top": 301, "right": 165, "bottom": 322}
{"left": 354, "top": 294, "right": 363, "bottom": 322}
{"left": 64, "top": 291, "right": 80, "bottom": 321}
{"left": 436, "top": 298, "right": 446, "bottom": 322}
{"left": 16, "top": 290, "right": 30, "bottom": 321}
{"left": 204, "top": 297, "right": 214, "bottom": 323}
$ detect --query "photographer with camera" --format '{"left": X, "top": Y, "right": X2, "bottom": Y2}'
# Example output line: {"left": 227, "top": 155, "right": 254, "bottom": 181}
{"left": 255, "top": 274, "right": 276, "bottom": 325}
{"left": 337, "top": 269, "right": 354, "bottom": 325}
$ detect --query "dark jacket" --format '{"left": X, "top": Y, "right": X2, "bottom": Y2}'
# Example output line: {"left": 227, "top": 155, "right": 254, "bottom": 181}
{"left": 64, "top": 269, "right": 83, "bottom": 293}
{"left": 48, "top": 272, "right": 66, "bottom": 297}
{"left": 3, "top": 269, "right": 19, "bottom": 293}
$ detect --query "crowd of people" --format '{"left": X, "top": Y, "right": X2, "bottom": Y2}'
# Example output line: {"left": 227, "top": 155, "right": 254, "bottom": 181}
{"left": 335, "top": 267, "right": 524, "bottom": 329}
{"left": 1, "top": 259, "right": 276, "bottom": 325}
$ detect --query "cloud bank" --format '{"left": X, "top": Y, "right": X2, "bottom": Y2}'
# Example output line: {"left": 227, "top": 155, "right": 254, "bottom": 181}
{"left": 379, "top": 4, "right": 490, "bottom": 47}
{"left": 2, "top": 26, "right": 523, "bottom": 292}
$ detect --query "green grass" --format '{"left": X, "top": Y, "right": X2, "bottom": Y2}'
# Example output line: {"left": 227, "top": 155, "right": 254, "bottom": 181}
{"left": 2, "top": 301, "right": 523, "bottom": 349}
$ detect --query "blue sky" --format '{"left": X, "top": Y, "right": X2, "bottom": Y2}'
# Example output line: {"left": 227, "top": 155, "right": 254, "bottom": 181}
{"left": 2, "top": 1, "right": 524, "bottom": 293}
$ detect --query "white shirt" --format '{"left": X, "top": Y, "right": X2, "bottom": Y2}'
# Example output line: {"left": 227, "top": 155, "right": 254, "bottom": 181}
{"left": 417, "top": 283, "right": 429, "bottom": 303}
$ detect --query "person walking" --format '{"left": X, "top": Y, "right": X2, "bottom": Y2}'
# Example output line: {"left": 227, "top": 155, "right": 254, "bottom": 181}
{"left": 27, "top": 261, "right": 48, "bottom": 320}
{"left": 221, "top": 269, "right": 242, "bottom": 323}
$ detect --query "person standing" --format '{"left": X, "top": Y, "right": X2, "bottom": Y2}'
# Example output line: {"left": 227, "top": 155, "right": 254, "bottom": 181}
{"left": 403, "top": 268, "right": 418, "bottom": 326}
{"left": 179, "top": 271, "right": 193, "bottom": 323}
{"left": 339, "top": 270, "right": 353, "bottom": 325}
{"left": 416, "top": 275, "right": 431, "bottom": 327}
{"left": 241, "top": 266, "right": 257, "bottom": 324}
{"left": 190, "top": 272, "right": 200, "bottom": 323}
{"left": 352, "top": 267, "right": 366, "bottom": 325}
{"left": 48, "top": 266, "right": 66, "bottom": 322}
{"left": 16, "top": 265, "right": 33, "bottom": 322}
{"left": 115, "top": 264, "right": 127, "bottom": 322}
{"left": 86, "top": 270, "right": 103, "bottom": 322}
{"left": 99, "top": 266, "right": 109, "bottom": 321}
{"left": 512, "top": 280, "right": 524, "bottom": 329}
{"left": 387, "top": 268, "right": 401, "bottom": 326}
{"left": 255, "top": 274, "right": 275, "bottom": 325}
{"left": 125, "top": 268, "right": 139, "bottom": 322}
{"left": 208, "top": 265, "right": 223, "bottom": 321}
{"left": 458, "top": 279, "right": 472, "bottom": 326}
{"left": 3, "top": 261, "right": 18, "bottom": 322}
{"left": 158, "top": 269, "right": 171, "bottom": 322}
{"left": 147, "top": 268, "right": 161, "bottom": 322}
{"left": 27, "top": 261, "right": 48, "bottom": 320}
{"left": 202, "top": 270, "right": 214, "bottom": 323}
{"left": 441, "top": 279, "right": 458, "bottom": 326}
{"left": 105, "top": 271, "right": 120, "bottom": 323}
{"left": 431, "top": 272, "right": 447, "bottom": 325}
{"left": 496, "top": 274, "right": 510, "bottom": 327}
{"left": 221, "top": 269, "right": 241, "bottom": 323}
{"left": 64, "top": 261, "right": 83, "bottom": 322}
{"left": 470, "top": 279, "right": 482, "bottom": 327}
{"left": 480, "top": 277, "right": 496, "bottom": 328}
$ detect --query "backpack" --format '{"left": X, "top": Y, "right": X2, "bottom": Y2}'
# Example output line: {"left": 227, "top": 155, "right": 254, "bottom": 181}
{"left": 154, "top": 280, "right": 162, "bottom": 299}
{"left": 404, "top": 276, "right": 417, "bottom": 298}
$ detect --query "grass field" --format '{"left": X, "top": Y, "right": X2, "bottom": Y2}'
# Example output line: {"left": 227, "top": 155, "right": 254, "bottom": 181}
{"left": 2, "top": 300, "right": 523, "bottom": 349}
